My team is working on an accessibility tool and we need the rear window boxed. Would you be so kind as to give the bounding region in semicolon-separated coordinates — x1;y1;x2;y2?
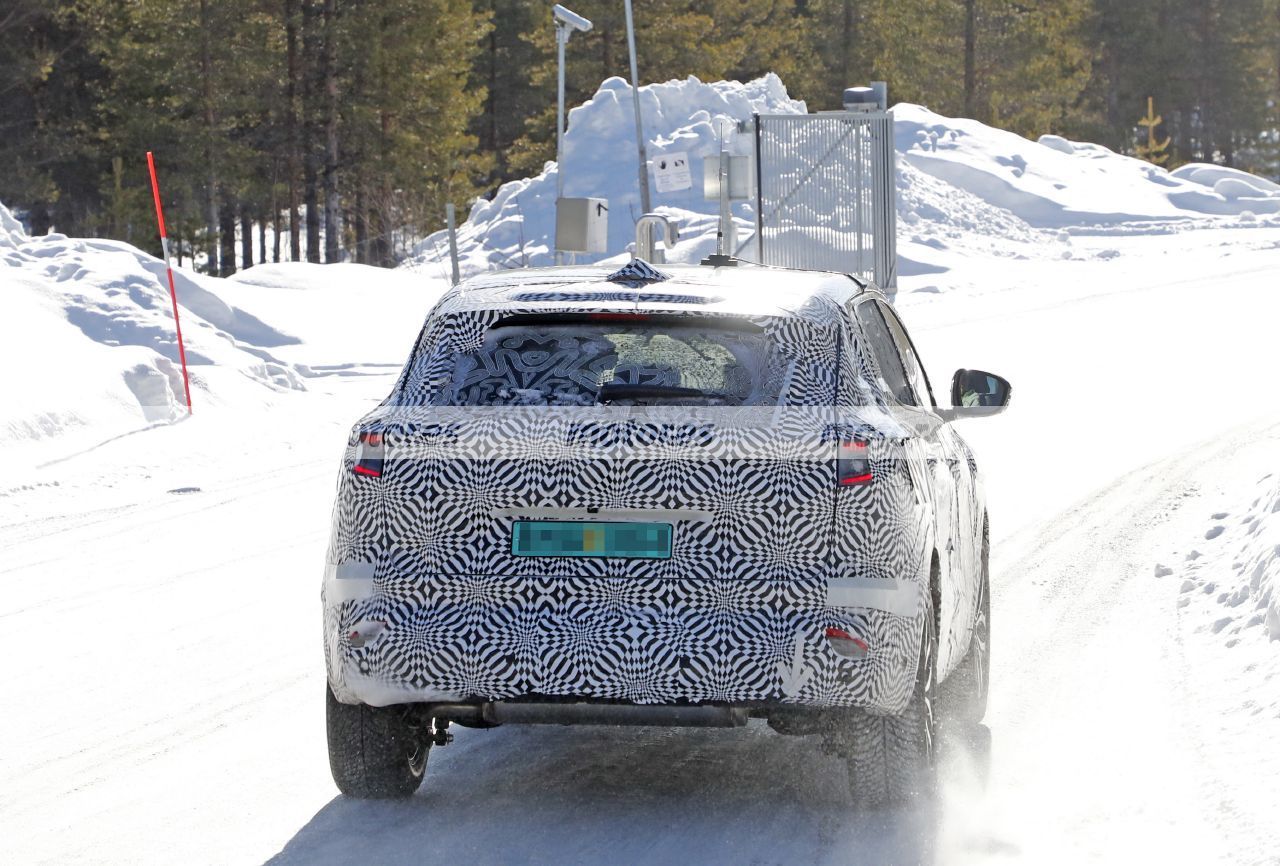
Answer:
441;317;786;407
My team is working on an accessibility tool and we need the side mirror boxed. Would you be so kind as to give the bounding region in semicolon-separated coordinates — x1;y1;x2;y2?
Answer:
940;369;1011;420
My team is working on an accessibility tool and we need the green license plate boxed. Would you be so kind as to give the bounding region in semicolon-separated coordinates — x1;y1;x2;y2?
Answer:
511;521;673;559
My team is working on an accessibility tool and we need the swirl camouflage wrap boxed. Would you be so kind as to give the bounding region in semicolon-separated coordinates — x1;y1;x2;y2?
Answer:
323;263;986;717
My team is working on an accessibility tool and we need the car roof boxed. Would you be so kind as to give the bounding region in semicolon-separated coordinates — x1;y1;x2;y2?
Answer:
431;262;878;325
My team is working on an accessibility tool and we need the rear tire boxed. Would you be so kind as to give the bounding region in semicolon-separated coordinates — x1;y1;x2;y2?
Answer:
943;521;991;724
326;685;428;799
846;586;938;809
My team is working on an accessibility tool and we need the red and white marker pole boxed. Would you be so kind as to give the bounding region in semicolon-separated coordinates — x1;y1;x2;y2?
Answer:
145;151;194;415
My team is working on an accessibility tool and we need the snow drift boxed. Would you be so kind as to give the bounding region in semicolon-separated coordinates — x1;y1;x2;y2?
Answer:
896;106;1280;225
0;201;309;460
1166;471;1280;648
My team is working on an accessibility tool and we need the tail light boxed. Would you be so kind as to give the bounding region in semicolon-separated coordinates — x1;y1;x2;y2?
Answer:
826;627;869;659
352;431;385;478
837;439;872;486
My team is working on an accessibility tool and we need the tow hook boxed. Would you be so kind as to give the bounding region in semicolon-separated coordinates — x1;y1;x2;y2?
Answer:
430;718;453;747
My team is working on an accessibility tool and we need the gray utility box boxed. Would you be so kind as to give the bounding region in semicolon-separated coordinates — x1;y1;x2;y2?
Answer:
702;155;753;200
556;197;609;253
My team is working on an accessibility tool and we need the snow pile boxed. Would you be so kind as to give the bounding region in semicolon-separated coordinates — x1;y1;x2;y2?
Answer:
1165;473;1280;648
224;263;444;368
408;77;1280;278
1;200;27;249
0;224;308;459
408;75;805;276
897;105;1280;225
1171;163;1280;199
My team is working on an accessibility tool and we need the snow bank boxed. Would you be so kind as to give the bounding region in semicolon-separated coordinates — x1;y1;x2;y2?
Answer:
1165;473;1280;646
1;201;27;249
1171;163;1280;197
408;75;804;276
897;105;1280;225
224;263;445;368
1149;466;1280;767
408;77;1280;278
0;224;310;458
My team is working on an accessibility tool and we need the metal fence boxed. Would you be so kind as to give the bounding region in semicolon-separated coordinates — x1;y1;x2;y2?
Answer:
751;111;896;290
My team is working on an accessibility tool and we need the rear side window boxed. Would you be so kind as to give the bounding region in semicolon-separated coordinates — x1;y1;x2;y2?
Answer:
442;318;785;407
855;302;917;406
878;302;936;408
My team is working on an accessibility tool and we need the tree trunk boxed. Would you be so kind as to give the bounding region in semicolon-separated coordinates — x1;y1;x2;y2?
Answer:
304;164;321;261
31;203;51;236
373;104;393;267
354;183;368;265
323;0;340;263
240;204;252;267
963;0;977;119
302;0;321;262
485;21;497;155
241;208;253;269
200;0;220;275
286;0;302;262
371;193;389;268
220;196;237;276
839;0;857;89
259;211;267;264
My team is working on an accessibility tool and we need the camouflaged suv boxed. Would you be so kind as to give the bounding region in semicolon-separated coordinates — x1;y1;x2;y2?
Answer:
322;259;1010;805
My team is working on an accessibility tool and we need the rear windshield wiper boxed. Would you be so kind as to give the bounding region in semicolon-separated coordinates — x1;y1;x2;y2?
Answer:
596;382;731;403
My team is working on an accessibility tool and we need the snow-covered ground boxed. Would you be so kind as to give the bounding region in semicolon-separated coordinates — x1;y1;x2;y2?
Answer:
2;77;1279;864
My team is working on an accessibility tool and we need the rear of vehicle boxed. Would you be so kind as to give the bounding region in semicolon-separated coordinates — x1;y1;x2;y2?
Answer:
322;271;933;803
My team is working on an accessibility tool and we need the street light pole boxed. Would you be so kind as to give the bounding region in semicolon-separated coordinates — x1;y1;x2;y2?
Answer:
555;24;567;265
552;5;591;266
623;0;652;215
556;23;568;203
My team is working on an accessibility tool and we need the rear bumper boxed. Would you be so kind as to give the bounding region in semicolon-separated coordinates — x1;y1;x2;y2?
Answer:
323;567;922;714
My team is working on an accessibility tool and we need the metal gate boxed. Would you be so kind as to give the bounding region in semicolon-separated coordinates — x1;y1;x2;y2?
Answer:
751;111;896;290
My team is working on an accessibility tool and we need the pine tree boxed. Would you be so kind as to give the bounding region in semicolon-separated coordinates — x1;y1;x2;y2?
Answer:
340;0;490;266
0;1;115;237
77;0;278;272
471;0;542;187
1135;96;1171;165
980;0;1096;136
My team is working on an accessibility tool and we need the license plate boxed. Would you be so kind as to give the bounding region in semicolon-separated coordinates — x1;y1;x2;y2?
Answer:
511;520;673;559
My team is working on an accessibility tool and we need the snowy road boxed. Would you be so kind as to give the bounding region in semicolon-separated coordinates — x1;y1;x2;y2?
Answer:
3;230;1279;864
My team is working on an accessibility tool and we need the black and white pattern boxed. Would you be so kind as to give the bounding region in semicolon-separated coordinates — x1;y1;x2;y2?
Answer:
605;258;671;288
323;264;987;714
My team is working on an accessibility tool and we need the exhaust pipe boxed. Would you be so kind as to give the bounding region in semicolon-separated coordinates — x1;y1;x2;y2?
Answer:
481;701;748;728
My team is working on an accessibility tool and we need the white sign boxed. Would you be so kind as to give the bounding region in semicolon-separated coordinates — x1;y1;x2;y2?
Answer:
652;151;692;194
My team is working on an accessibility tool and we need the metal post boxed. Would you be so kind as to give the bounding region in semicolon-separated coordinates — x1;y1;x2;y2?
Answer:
556;27;567;200
555;24;568;265
445;202;460;286
717;148;731;256
623;0;652;215
145;152;194;415
753;115;764;261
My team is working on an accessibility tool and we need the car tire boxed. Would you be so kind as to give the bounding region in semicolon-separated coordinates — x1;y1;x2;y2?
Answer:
326;685;428;799
943;520;991;725
846;586;938;809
